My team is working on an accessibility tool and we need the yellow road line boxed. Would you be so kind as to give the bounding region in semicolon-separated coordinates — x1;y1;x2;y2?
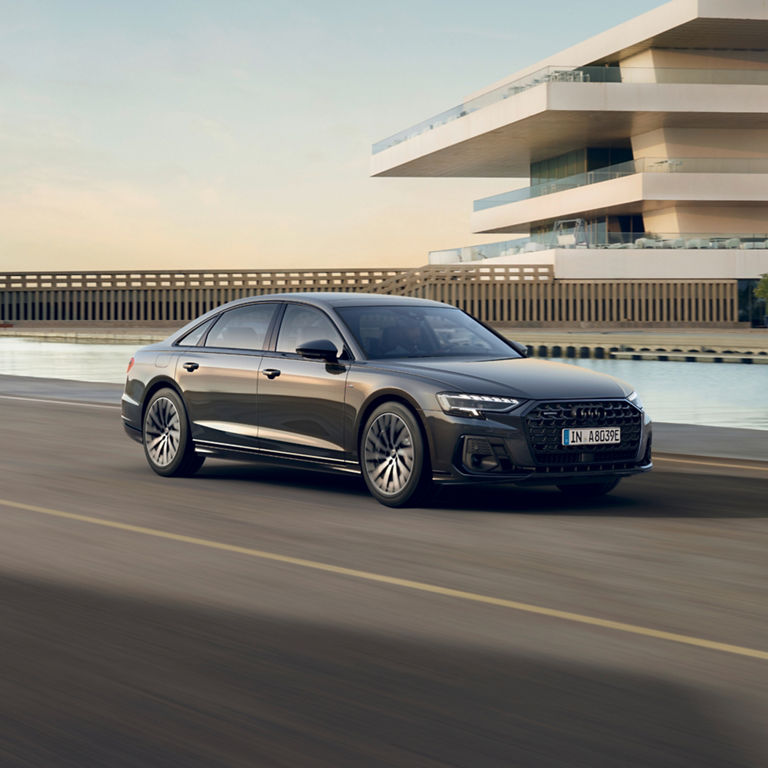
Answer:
1;496;767;662
654;455;768;472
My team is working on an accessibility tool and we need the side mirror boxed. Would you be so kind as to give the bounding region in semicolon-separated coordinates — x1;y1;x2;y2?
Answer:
296;338;339;362
509;340;529;358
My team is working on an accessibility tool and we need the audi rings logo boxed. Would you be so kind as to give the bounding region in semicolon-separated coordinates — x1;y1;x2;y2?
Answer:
572;406;604;420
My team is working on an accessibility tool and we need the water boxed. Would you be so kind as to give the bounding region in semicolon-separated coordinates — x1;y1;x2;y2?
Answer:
0;338;766;430
549;357;768;431
0;338;139;385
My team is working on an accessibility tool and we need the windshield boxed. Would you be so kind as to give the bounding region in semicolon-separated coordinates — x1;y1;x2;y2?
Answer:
335;305;518;360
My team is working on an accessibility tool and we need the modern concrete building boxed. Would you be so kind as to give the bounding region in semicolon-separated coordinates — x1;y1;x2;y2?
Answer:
371;0;768;324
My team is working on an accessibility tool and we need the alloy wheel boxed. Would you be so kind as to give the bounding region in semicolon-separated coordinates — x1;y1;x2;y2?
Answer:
144;396;181;467
363;412;415;496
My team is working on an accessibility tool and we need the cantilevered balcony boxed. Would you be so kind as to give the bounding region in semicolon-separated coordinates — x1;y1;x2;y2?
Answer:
428;232;768;281
470;160;768;234
431;231;768;262
473;158;768;210
370;67;768;178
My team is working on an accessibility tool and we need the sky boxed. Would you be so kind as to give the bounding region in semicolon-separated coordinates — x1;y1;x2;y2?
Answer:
0;0;661;272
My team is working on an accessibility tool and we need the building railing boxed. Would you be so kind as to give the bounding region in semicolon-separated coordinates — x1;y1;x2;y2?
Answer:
474;157;768;211
600;233;768;250
430;232;768;263
546;232;768;251
0;266;739;327
430;239;540;263
372;65;768;154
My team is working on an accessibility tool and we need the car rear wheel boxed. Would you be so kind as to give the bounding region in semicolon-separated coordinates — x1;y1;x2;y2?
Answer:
143;388;204;477
556;479;619;499
361;402;431;507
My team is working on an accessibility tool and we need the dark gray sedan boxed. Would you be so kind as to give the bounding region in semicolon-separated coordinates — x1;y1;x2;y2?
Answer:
122;293;652;506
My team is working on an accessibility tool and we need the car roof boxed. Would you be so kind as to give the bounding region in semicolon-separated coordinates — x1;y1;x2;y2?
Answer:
222;292;448;309
164;292;452;345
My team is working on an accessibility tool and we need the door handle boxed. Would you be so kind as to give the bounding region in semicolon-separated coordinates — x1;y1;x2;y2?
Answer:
262;368;281;380
182;361;200;372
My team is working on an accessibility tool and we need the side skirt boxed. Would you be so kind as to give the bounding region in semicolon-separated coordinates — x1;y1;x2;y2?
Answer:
193;439;362;476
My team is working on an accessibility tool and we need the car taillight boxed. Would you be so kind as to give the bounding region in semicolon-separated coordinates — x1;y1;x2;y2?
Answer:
126;357;135;374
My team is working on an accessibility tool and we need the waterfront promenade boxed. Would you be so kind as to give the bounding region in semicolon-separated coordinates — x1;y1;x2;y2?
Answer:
505;327;768;363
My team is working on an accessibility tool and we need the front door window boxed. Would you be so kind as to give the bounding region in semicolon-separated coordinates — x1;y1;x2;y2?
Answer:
275;304;344;356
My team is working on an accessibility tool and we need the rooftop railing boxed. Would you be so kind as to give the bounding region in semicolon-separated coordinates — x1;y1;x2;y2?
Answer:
429;232;768;263
473;157;768;211
373;66;768;154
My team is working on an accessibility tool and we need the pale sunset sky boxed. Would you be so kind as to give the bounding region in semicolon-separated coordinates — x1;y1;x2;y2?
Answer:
1;0;659;272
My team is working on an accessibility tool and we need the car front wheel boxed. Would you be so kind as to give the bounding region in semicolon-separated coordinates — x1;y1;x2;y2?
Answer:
142;388;204;477
361;402;431;507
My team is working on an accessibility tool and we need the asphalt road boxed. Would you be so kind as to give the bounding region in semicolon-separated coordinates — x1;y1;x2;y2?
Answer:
0;393;766;767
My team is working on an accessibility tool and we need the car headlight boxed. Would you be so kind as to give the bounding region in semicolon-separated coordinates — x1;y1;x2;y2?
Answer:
628;391;643;410
436;392;525;418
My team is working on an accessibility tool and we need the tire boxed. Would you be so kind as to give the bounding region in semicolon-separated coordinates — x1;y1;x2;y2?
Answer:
556;479;620;500
142;388;205;477
360;402;432;507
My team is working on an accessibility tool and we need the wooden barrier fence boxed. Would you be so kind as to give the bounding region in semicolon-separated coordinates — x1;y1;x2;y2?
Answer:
0;266;739;326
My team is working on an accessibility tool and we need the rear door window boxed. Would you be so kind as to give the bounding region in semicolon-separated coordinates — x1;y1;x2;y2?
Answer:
177;317;216;347
205;303;278;351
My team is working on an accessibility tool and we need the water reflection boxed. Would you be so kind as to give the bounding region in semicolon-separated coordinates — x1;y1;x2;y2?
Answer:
0;338;766;430
0;338;139;385
551;357;768;431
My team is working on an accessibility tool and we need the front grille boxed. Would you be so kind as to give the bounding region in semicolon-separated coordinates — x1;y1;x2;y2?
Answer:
524;399;642;468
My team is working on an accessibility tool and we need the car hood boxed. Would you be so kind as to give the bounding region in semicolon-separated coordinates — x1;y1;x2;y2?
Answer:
373;357;631;400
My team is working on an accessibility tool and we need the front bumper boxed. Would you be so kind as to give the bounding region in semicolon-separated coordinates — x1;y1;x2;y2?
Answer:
424;398;652;486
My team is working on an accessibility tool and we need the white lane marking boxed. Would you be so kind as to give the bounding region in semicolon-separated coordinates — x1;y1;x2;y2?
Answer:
0;394;119;409
654;455;768;472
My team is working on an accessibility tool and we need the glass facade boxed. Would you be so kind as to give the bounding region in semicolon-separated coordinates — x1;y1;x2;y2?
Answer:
530;147;633;186
738;279;767;327
530;150;586;185
530;214;644;246
526;151;639;244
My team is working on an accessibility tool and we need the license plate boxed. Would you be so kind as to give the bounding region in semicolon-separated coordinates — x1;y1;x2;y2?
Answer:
562;427;620;446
